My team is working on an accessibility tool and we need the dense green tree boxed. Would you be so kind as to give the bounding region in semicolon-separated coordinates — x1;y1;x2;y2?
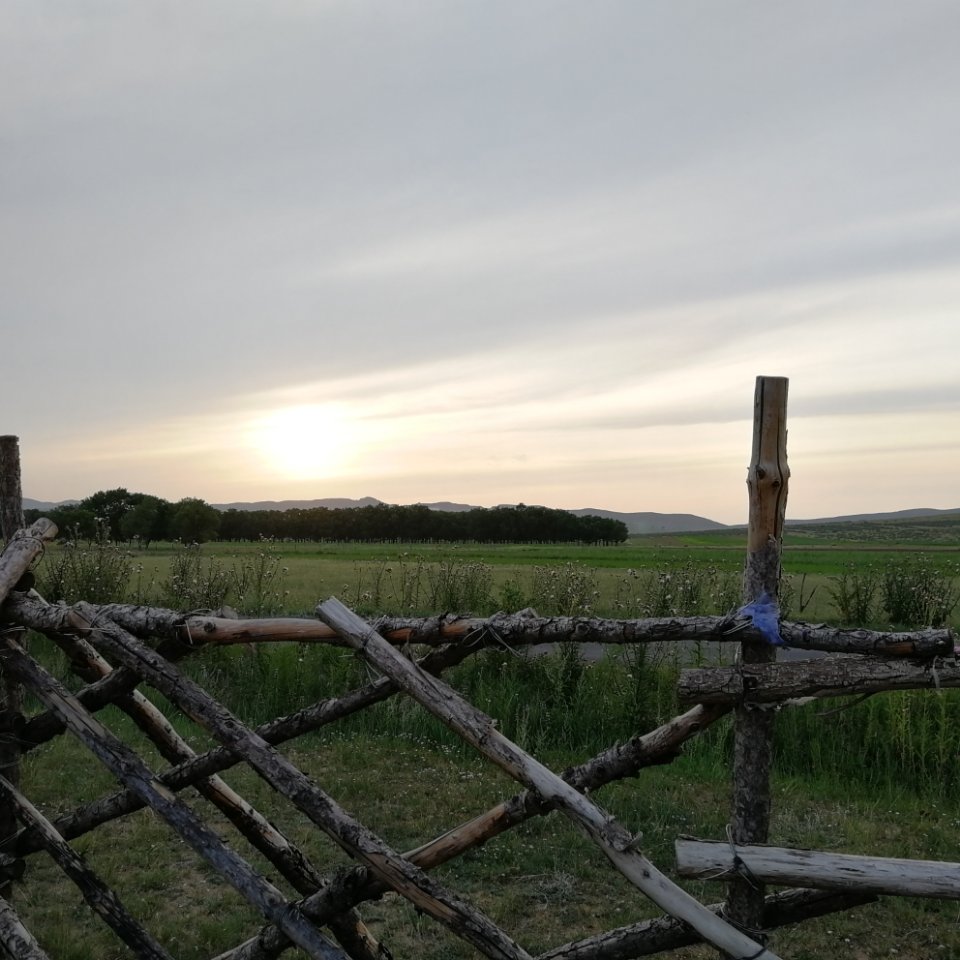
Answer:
120;495;170;547
169;498;221;543
47;504;97;541
78;488;136;540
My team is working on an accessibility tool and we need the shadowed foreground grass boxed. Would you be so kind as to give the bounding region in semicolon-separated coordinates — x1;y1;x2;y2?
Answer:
17;724;960;960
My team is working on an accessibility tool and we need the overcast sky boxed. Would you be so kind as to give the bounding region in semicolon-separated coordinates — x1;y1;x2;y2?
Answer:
4;1;959;524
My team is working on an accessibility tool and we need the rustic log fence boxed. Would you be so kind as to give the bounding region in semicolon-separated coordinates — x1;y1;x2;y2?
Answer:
0;380;957;959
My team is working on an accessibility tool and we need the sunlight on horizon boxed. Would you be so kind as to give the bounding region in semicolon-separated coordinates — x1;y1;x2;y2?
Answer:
246;404;358;481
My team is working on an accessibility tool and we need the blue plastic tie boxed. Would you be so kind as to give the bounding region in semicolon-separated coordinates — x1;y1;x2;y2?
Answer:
736;592;784;646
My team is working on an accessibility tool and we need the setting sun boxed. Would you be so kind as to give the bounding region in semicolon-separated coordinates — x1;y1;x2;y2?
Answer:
248;404;354;480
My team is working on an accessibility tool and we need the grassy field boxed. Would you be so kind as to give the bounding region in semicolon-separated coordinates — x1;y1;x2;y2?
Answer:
13;517;960;958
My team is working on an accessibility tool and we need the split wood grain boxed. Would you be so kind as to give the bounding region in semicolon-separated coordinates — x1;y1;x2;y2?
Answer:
677;837;960;899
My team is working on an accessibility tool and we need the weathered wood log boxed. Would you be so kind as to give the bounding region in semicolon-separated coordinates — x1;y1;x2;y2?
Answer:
318;598;780;960
730;375;789;930
679;655;960;705
71;605;533;960
0;894;51;960
5;594;953;658
32;624;382;960
0;774;173;959
536;887;876;960
14;640;477;856
0;438;24;544
0;520;57;613
0;637;348;960
195;703;732;960
677;837;960;899
0;519;58;899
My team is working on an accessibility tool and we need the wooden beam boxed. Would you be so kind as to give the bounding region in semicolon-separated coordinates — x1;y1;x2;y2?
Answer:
6;595;953;659
0;637;348;960
0;774;172;959
71;605;533;960
318;597;780;960
729;375;789;929
0;438;24;544
536;887;875;960
678;655;960;705
677;837;960;899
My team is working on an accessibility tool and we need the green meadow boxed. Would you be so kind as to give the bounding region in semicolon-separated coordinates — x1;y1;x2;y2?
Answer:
13;514;960;958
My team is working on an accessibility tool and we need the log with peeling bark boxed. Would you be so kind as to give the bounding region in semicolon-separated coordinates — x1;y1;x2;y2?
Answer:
34;623;382;960
318;598;780;960
0;438;25;544
0;518;58;898
729;375;789;929
19;593;960;658
678;655;960;705
13;640;477;857
0;637;348;960
4;595;954;663
70;605;533;960
676;837;960;899
0;519;56;607
0;895;51;960
186;702;732;960
536;887;875;960
0;774;173;959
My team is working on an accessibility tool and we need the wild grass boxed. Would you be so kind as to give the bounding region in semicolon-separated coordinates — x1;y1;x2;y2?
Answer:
16;527;960;956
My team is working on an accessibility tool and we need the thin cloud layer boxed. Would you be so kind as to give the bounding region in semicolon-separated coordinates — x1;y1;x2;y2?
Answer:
3;1;959;522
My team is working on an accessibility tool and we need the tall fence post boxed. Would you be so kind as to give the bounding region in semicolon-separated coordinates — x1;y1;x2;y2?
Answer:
0;435;26;899
727;376;790;932
0;438;24;543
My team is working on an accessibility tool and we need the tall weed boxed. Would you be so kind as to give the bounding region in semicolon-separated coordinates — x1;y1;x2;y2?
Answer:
880;556;959;627
36;527;132;604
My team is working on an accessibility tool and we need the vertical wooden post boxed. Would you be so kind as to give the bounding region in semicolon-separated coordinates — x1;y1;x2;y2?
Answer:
0;438;24;543
0;437;25;899
727;377;789;933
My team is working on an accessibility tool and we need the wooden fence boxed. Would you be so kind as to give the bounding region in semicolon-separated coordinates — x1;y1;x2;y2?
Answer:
0;379;957;959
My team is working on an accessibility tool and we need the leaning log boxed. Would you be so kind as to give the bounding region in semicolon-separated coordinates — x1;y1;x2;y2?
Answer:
0;895;51;960
71;605;533;960
678;655;960;705
190;703;731;960
0;636;348;960
0;520;57;613
0;774;173;959
318;597;780;960
536;887;875;960
33;621;381;960
677;837;960;899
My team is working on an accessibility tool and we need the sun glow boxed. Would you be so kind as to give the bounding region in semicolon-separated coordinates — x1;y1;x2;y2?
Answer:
249;404;355;480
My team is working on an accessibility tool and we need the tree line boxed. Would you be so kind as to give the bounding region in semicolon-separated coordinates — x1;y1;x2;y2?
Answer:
26;489;629;545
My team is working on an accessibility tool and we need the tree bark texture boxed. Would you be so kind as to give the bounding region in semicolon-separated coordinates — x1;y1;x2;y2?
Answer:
28;622;381;960
730;375;789;931
318;598;780;960
535;887;875;960
69;605;533;960
0;439;24;545
678;655;960;705
677;837;960;899
0;894;51;960
0;774;173;959
6;596;952;659
0;636;348;960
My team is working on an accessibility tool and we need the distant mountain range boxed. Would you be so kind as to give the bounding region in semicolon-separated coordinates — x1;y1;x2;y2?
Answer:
22;496;960;536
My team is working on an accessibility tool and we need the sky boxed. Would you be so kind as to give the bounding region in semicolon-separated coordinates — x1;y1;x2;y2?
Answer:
3;1;959;525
